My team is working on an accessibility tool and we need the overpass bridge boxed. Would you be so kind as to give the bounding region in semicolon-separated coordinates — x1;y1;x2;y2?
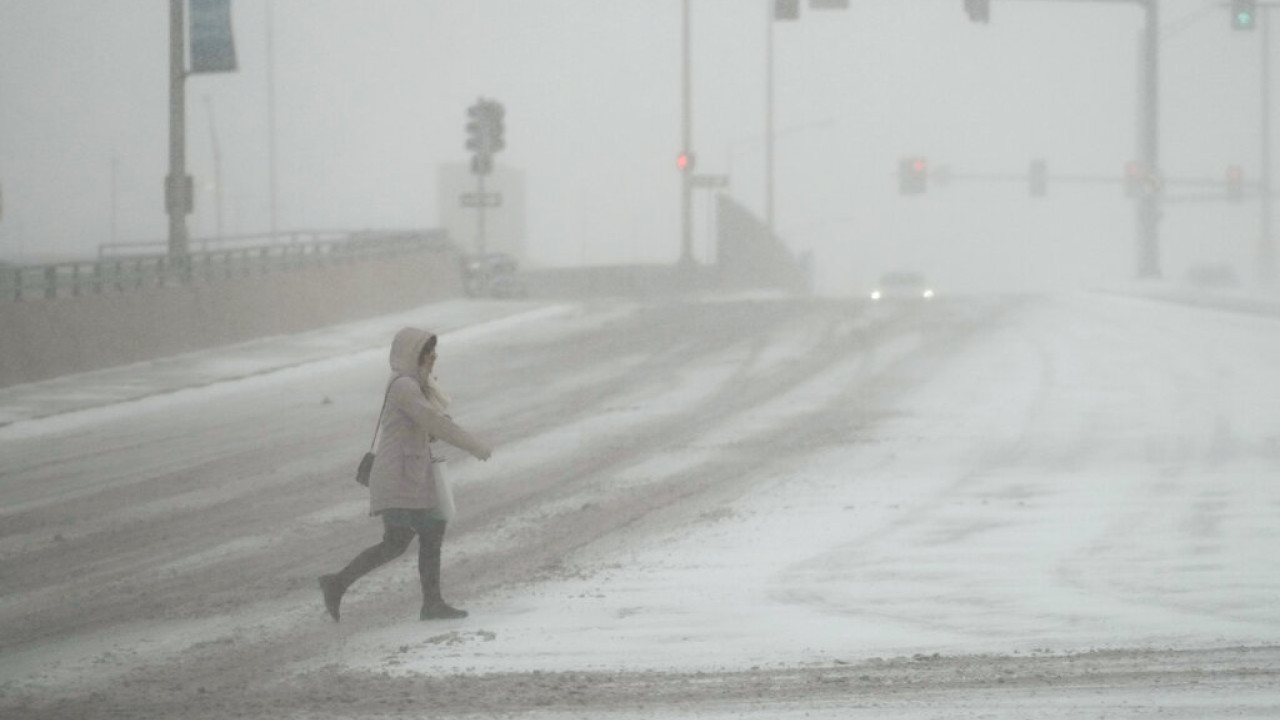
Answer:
0;197;807;388
0;230;460;388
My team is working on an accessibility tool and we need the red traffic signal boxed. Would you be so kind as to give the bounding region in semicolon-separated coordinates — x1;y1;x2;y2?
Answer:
1226;166;1244;200
1123;161;1144;197
899;156;928;195
677;152;695;173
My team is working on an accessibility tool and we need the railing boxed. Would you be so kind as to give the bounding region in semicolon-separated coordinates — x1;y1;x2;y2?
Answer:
0;230;451;302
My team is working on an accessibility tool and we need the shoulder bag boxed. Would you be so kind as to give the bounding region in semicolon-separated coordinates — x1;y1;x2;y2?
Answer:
355;382;395;487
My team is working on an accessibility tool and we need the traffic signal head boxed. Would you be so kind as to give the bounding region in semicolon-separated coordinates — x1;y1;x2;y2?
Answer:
1232;0;1257;30
1124;161;1144;197
1029;159;1047;198
1226;166;1244;200
964;0;990;23
899;157;927;195
677;152;695;173
485;101;506;154
465;98;506;155
466;101;489;153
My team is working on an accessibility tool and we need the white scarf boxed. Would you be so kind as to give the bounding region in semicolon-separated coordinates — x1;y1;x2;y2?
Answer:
420;371;452;415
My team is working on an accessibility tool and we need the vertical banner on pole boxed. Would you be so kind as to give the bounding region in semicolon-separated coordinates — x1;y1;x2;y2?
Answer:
190;0;238;73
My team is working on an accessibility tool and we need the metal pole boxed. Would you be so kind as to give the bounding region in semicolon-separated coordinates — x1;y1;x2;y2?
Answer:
266;0;279;242
167;0;190;264
680;0;694;266
1259;7;1275;286
110;154;119;245
477;172;487;258
1136;0;1161;279
1011;0;1162;279
766;0;775;233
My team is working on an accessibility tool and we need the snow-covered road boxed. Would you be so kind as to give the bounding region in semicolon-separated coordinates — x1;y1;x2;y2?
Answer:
1;292;1278;718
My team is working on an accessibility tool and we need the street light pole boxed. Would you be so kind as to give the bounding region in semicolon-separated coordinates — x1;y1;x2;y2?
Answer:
1259;6;1275;285
680;0;694;266
167;0;190;266
765;0;775;233
266;0;279;242
110;154;119;245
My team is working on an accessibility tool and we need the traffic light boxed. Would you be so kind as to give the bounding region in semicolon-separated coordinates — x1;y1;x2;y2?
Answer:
899;157;927;195
774;0;799;21
466;102;486;154
964;0;990;23
486;101;506;154
466;99;505;154
1029;159;1047;198
465;98;506;176
1232;0;1257;30
677;152;695;173
1123;161;1144;198
1226;166;1244;200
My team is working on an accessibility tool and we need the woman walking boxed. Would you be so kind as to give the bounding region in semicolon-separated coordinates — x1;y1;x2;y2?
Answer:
320;327;492;621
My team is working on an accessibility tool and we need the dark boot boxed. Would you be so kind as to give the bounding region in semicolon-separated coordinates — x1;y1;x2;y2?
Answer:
320;525;415;622
418;522;467;620
318;574;343;622
420;601;468;620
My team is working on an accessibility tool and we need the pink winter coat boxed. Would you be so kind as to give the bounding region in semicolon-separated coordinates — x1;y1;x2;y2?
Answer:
367;327;491;515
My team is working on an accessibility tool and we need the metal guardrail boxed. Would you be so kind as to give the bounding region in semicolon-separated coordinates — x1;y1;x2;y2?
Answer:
96;230;372;258
0;230;451;302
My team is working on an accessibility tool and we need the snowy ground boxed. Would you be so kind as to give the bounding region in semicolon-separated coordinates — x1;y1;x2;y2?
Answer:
1;289;1279;718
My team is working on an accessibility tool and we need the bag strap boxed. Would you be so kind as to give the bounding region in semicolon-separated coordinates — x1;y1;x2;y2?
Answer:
367;378;400;452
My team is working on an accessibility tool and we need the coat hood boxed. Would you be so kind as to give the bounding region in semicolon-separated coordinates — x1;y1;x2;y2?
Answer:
389;327;435;377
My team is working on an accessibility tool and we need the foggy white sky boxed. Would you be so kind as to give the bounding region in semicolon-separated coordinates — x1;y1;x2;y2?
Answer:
0;0;1270;294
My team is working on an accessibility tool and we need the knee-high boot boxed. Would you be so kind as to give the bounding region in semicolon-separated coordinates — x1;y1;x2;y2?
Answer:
418;522;467;620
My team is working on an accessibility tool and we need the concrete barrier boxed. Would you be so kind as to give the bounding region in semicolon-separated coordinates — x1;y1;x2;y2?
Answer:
518;264;718;299
0;249;462;388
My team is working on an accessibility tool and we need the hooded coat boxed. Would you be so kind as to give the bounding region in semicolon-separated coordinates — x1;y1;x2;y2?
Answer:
368;327;491;516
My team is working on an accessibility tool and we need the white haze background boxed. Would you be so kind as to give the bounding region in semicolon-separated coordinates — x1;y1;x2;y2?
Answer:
0;0;1270;294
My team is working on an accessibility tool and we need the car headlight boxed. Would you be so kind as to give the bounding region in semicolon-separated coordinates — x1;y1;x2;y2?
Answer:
871;290;882;301
922;289;934;299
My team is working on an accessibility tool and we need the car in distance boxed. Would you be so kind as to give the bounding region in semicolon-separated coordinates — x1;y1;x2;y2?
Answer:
870;271;934;302
461;252;524;298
